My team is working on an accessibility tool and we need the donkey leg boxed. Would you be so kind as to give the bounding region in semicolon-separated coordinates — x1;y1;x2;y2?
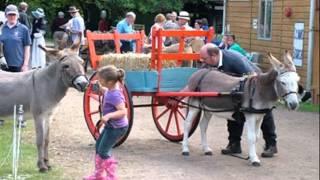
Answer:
182;106;200;156
200;111;213;155
34;115;49;172
44;116;51;170
245;114;260;166
255;115;264;140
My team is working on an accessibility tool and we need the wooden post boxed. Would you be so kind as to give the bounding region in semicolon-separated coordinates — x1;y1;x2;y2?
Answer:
114;30;121;53
86;30;98;69
151;27;157;69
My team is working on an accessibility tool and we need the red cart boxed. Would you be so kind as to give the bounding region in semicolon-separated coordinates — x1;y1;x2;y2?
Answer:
83;27;216;147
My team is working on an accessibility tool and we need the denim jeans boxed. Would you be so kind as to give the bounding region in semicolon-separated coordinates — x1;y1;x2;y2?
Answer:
96;124;128;159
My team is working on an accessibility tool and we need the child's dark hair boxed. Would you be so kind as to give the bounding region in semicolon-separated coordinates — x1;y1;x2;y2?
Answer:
97;65;125;83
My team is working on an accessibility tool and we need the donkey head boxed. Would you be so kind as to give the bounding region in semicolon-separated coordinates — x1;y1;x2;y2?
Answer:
38;39;89;92
267;51;300;110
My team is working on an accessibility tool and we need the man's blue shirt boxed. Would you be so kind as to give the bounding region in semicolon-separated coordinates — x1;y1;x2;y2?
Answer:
0;22;31;67
116;19;133;34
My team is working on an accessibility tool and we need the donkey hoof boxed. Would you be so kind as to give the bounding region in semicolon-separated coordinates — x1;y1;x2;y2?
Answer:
204;151;213;156
251;162;261;167
182;152;190;156
39;167;49;173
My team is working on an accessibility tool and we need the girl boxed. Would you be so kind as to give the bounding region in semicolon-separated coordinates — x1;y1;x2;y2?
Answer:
84;65;128;180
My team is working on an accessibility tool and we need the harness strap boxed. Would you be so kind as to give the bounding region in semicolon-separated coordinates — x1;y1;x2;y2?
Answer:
248;76;257;108
170;97;275;114
244;76;276;113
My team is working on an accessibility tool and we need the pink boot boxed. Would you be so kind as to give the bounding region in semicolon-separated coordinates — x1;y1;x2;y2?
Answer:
83;154;106;180
103;157;118;180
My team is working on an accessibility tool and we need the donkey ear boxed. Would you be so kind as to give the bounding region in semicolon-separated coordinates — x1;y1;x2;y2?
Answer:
283;50;296;72
267;52;284;71
38;45;60;56
70;32;82;52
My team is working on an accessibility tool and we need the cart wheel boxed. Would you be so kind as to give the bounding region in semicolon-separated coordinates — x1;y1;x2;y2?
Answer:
83;72;134;147
151;96;201;142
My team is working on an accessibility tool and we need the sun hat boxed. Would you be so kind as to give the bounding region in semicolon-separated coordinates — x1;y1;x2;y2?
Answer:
5;4;19;16
68;6;79;13
178;11;190;21
32;8;45;19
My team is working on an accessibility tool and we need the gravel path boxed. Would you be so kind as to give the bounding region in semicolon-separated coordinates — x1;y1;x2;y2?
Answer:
49;89;319;180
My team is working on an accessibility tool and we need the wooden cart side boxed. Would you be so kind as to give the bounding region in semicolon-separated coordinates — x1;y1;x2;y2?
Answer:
151;27;215;93
86;30;145;70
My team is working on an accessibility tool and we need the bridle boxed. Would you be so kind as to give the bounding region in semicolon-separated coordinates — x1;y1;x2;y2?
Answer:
276;71;298;99
59;55;88;90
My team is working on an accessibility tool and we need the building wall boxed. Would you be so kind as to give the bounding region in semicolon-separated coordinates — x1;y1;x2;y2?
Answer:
312;2;319;104
226;0;311;88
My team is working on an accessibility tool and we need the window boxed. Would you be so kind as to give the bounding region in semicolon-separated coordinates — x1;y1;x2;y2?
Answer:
258;0;273;39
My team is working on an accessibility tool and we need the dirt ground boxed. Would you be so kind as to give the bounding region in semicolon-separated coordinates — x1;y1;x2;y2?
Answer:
48;89;319;180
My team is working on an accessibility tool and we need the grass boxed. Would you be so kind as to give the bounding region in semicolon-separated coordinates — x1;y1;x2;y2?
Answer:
0;119;63;180
298;102;320;112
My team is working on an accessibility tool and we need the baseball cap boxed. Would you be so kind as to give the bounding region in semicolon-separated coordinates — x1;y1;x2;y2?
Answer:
5;4;19;15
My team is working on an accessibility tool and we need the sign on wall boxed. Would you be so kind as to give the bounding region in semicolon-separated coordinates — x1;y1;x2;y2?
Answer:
293;22;304;66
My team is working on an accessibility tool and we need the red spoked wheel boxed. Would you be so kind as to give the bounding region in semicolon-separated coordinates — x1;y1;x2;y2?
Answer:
151;96;201;142
83;72;134;147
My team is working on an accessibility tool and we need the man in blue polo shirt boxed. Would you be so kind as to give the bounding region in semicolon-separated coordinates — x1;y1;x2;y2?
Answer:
0;4;31;72
116;12;136;53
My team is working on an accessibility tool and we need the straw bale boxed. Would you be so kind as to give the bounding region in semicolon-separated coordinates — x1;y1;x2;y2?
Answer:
99;53;176;70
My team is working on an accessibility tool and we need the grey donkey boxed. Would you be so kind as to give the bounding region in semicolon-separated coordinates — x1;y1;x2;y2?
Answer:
182;51;300;166
0;41;89;172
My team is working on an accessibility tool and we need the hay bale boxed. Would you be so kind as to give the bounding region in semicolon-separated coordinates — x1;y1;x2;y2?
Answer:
99;53;176;70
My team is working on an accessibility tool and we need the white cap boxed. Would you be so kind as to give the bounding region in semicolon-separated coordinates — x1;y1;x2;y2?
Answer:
126;12;136;19
5;4;19;16
178;11;190;21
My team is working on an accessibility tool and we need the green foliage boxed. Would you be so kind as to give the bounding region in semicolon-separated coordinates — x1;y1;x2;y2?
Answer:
298;102;320;112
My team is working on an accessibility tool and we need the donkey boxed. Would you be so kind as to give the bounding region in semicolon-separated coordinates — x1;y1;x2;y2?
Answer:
182;51;300;166
0;41;89;172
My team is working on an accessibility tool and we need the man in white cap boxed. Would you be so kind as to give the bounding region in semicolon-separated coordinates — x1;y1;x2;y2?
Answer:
177;11;192;30
163;11;192;46
116;12;136;52
0;4;31;72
